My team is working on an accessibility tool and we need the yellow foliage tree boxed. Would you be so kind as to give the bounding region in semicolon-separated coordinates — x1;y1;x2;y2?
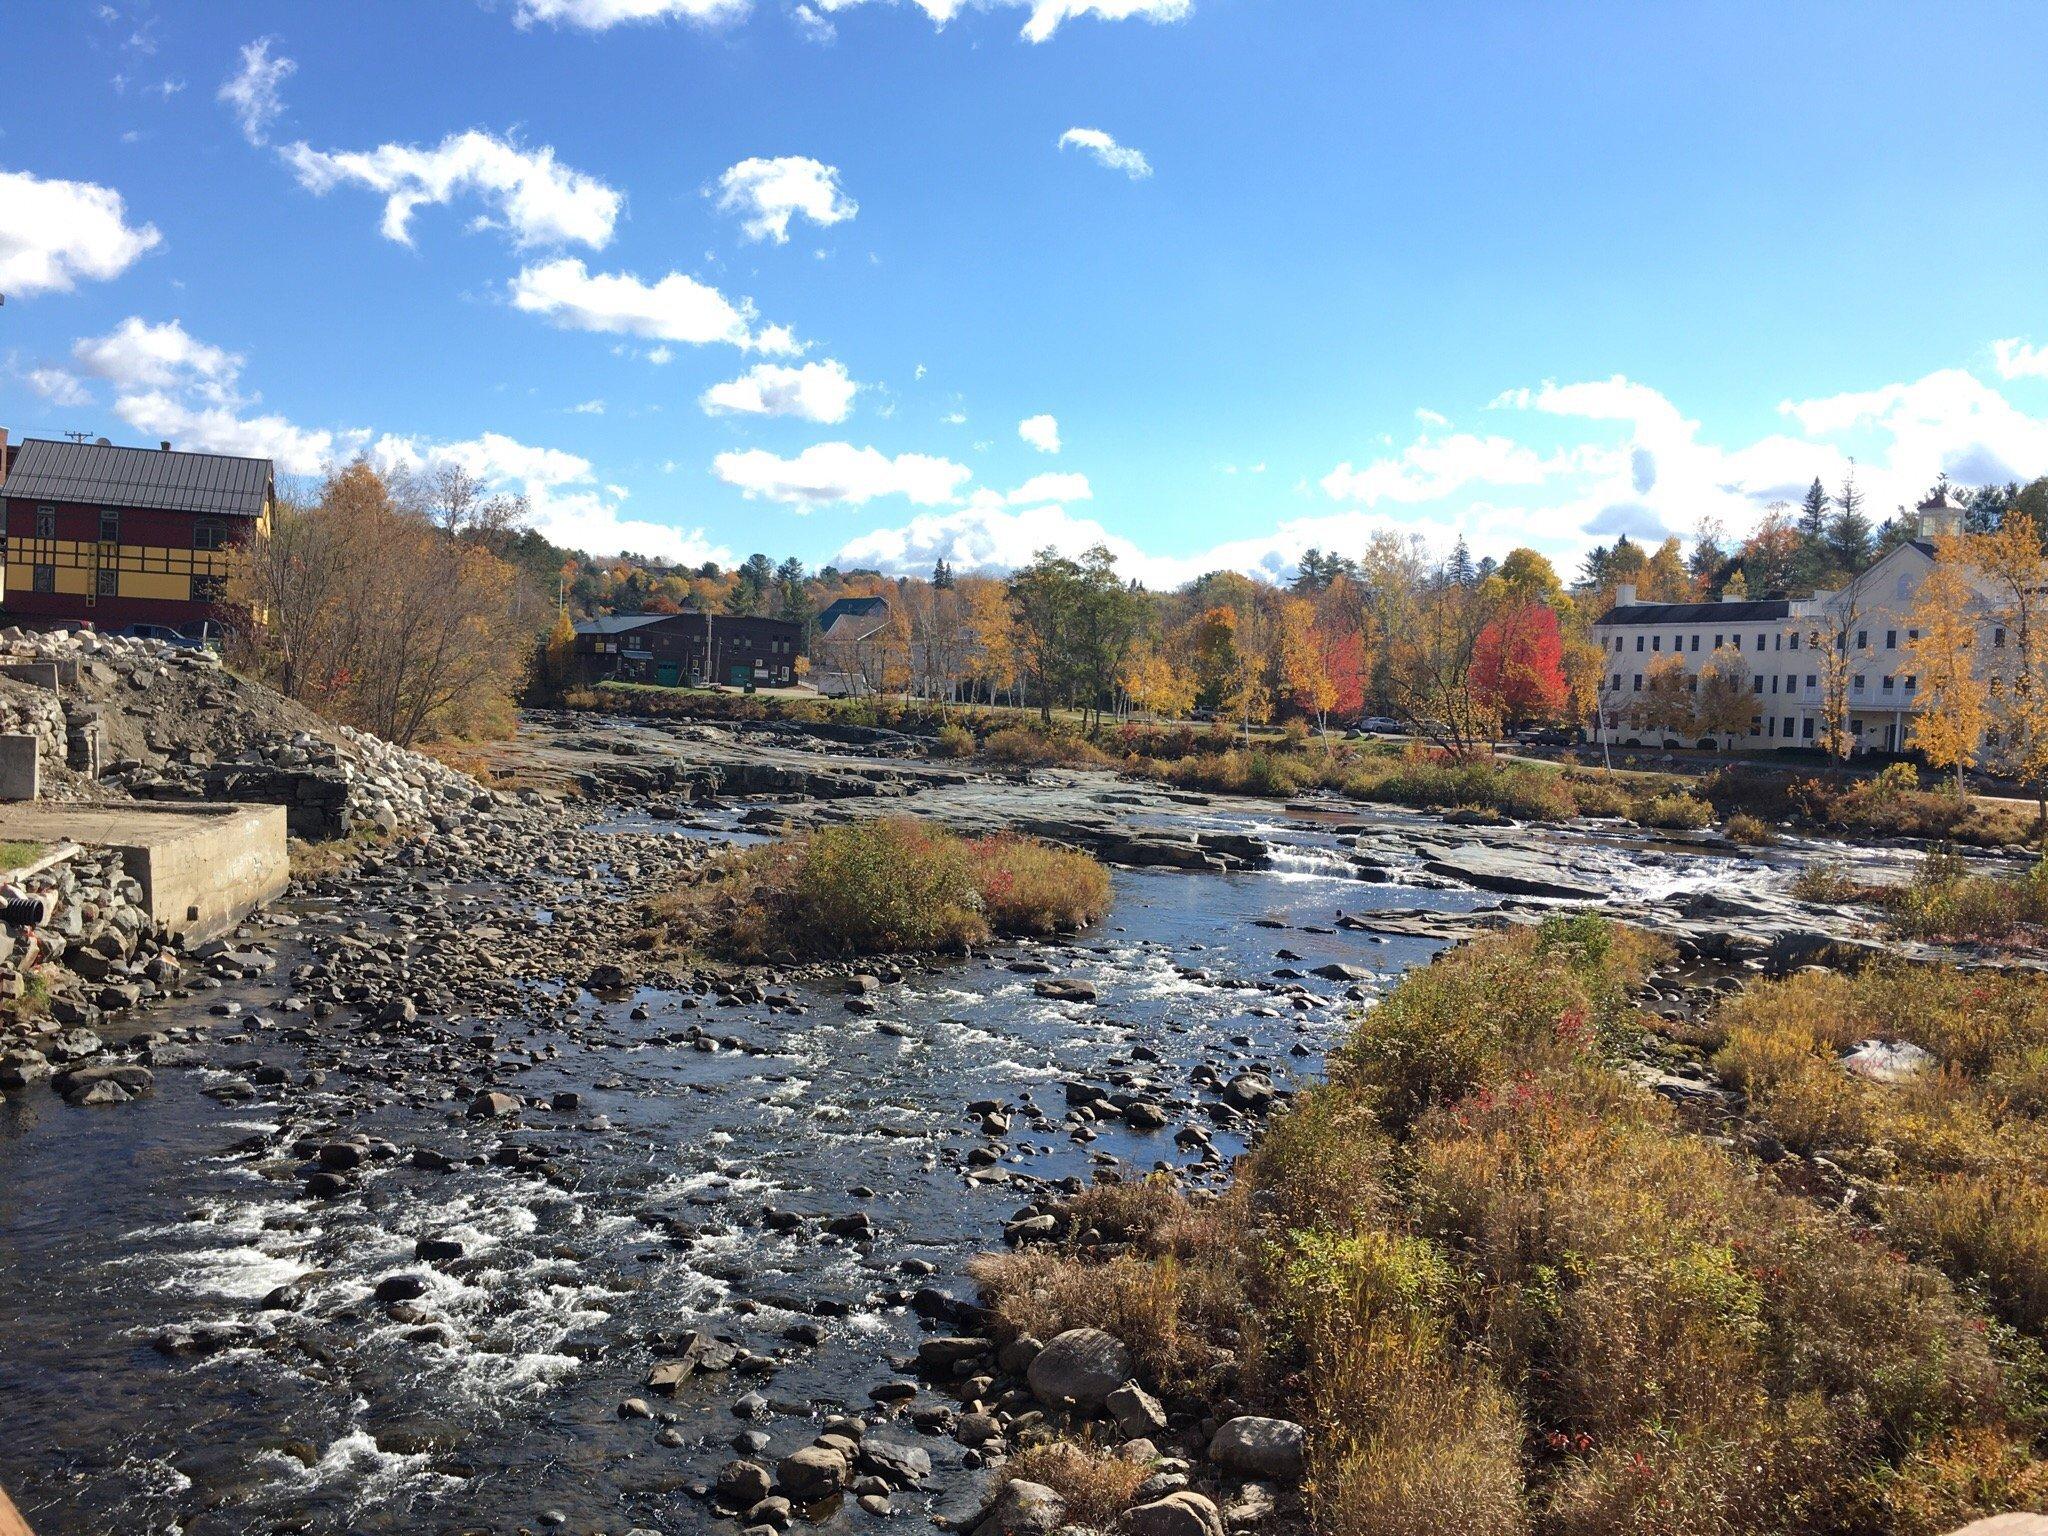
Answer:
1122;646;1196;720
1905;533;1988;791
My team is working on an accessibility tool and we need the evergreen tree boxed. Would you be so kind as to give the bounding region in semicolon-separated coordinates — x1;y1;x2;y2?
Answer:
1826;503;1873;573
932;558;954;590
1798;477;1830;541
1445;537;1476;587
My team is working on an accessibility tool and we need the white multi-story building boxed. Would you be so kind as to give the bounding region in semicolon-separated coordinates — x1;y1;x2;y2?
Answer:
1592;489;1989;755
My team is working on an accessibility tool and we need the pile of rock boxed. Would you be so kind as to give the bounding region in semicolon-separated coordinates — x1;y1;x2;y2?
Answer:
0;845;178;1105
918;1322;1307;1536
0;626;492;836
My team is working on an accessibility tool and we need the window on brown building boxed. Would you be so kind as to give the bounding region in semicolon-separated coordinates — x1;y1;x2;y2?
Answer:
99;509;120;543
194;520;228;552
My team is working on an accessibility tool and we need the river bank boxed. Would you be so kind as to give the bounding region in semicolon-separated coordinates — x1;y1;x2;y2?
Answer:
0;710;2020;1536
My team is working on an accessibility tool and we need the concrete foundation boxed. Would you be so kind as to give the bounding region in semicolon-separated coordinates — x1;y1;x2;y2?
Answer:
0;802;287;941
0;736;38;801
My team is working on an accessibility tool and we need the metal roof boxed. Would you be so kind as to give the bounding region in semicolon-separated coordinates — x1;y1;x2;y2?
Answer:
818;595;887;623
1596;599;1792;626
2;437;273;518
574;613;675;636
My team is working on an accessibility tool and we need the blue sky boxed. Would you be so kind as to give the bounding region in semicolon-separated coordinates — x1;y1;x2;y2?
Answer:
4;0;2046;584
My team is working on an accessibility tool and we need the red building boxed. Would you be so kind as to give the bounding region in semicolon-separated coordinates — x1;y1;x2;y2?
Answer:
0;434;273;633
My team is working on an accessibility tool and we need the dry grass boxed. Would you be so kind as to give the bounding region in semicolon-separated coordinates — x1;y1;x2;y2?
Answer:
994;1440;1150;1525
1711;962;2048;1337
973;921;2048;1535
970;1182;1252;1393
656;816;1111;962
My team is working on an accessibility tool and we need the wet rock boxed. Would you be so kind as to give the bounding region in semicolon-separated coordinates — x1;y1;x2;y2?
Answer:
718;1459;774;1508
1032;978;1098;1003
857;1436;931;1488
775;1444;847;1503
373;1273;430;1304
467;1089;520;1119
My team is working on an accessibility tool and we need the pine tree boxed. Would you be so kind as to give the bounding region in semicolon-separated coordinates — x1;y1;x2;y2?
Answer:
1826;504;1874;573
1798;477;1830;542
1446;538;1476;587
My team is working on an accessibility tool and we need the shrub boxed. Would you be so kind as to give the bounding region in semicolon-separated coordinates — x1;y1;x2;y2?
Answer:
971;922;2046;1533
971;834;1113;936
1634;791;1714;831
660;817;1110;960
983;725;1110;768
994;1441;1148;1527
933;722;976;758
1790;860;1869;904
1724;811;1775;845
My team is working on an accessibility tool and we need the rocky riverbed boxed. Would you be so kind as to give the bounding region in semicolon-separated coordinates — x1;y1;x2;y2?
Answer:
0;711;2009;1536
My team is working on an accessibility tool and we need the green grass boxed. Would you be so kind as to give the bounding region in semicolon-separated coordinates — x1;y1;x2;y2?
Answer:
0;840;45;874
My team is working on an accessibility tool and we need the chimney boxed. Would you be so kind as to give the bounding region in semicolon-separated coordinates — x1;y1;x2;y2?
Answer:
1614;582;1637;607
159;440;172;451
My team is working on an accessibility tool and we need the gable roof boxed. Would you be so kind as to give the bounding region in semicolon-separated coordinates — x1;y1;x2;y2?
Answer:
1597;599;1792;626
3;437;273;518
818;595;888;628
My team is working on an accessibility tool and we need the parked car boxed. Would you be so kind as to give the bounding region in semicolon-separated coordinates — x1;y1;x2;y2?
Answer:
1354;715;1406;734
116;622;205;649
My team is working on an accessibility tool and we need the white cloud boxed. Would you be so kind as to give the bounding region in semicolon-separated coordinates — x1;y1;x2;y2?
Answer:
1321;432;1582;505
1058;127;1151;179
1992;338;2048;382
1018;413;1061;454
513;0;749;26
281;130;622;249
73;317;242;400
811;0;1189;43
218;37;294;145
1009;471;1091;503
836;499;1142;575
714;156;857;244
713;442;970;508
24;367;93;408
1780;368;2048;496
0;169;162;297
509;257;799;354
1415;407;1450;427
568;398;606;414
524;486;732;565
112;392;354;477
369;429;593;489
700;359;858;423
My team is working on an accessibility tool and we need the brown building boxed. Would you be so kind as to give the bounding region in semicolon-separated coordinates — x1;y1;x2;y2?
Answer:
0;433;272;634
572;611;802;689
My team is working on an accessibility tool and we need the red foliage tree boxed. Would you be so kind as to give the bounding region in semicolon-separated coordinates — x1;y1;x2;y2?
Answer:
1470;602;1569;721
1322;627;1367;719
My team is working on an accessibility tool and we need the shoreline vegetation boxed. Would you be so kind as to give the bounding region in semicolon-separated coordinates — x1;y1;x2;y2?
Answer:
645;817;1111;962
967;918;2048;1536
564;683;2041;849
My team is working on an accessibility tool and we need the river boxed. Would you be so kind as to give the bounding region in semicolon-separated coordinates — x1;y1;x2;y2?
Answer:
0;792;1865;1536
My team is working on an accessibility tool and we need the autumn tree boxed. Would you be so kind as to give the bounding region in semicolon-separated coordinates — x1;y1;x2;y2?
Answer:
1272;595;1338;727
1694;653;1755;739
1122;645;1196;720
1807;598;1865;760
1469;600;1569;724
1971;509;2048;822
1905;533;1988;790
228;459;536;745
